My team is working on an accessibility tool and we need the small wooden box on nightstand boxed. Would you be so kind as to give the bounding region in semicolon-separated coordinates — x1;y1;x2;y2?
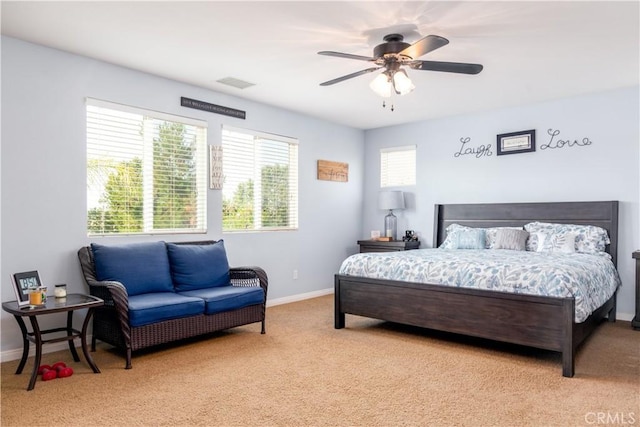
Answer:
357;240;420;253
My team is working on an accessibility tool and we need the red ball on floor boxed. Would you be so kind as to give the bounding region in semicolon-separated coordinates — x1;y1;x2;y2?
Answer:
56;366;73;378
51;361;66;370
37;364;52;375
41;368;57;381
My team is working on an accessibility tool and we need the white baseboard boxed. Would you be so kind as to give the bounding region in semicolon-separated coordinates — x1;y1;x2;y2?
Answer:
266;287;334;307
617;312;633;322
0;288;335;363
1;340;86;363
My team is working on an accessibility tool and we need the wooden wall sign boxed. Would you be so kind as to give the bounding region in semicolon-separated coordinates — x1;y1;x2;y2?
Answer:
317;160;348;182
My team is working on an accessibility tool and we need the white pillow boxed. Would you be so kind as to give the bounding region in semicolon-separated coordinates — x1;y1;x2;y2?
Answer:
536;232;577;253
524;222;609;253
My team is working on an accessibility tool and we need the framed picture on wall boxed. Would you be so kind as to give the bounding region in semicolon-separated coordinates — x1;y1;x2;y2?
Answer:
496;129;536;156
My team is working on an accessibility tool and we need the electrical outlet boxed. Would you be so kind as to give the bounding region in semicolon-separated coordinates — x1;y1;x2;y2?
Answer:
293;269;298;280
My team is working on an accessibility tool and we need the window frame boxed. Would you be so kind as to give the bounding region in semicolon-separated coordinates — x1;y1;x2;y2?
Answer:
221;125;299;233
380;145;417;188
86;98;208;236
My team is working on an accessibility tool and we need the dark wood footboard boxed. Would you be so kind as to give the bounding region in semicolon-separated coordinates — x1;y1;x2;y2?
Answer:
335;274;616;377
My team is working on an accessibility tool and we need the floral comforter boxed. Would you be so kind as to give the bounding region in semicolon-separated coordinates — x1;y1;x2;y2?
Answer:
338;249;621;322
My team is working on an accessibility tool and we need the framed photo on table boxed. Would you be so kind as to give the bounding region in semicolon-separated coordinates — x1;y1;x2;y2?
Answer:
497;129;536;156
11;271;42;306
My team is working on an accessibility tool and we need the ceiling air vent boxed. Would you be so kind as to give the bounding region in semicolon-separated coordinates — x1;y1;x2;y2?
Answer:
216;77;255;89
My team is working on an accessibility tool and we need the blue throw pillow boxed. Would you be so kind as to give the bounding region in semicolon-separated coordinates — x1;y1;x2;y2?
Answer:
452;229;486;249
91;241;174;296
166;241;231;292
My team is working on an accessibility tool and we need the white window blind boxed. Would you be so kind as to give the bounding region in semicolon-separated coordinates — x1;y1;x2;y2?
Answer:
222;126;298;232
380;145;416;187
86;98;207;235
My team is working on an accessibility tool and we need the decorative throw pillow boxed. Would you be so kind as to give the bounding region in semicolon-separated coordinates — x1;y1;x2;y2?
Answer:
91;241;174;296
166;240;231;292
440;224;523;250
485;227;525;249
493;229;529;251
450;228;486;249
524;222;609;253
536;232;577;253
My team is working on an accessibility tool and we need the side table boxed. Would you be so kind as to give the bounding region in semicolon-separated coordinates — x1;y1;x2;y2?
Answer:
2;293;104;390
633;251;640;330
357;239;420;253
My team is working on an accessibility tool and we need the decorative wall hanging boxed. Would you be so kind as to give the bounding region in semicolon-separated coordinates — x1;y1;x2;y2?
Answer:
454;137;492;158
541;129;593;150
209;145;223;190
181;97;246;120
496;129;536;156
317;160;348;182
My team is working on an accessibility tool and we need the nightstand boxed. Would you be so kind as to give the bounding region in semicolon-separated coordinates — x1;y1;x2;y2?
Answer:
357;240;420;253
632;251;640;330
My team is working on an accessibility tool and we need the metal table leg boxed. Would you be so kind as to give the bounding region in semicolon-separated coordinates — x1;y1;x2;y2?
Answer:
81;308;100;373
27;316;43;391
66;311;80;362
13;315;29;375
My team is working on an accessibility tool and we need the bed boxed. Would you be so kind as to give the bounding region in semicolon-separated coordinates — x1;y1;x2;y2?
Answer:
334;201;619;377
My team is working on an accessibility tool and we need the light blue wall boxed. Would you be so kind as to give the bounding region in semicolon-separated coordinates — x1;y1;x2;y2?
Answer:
2;35;638;357
0;37;365;354
363;86;640;319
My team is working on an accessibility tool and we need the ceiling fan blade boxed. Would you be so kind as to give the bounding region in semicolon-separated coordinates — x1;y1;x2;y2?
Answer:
318;51;375;62
410;60;483;75
399;35;449;59
319;67;382;86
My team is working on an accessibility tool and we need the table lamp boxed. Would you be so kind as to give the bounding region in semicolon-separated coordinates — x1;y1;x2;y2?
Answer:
378;190;405;240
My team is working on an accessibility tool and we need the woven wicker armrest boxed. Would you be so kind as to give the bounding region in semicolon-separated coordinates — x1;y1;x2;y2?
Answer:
85;279;127;306
230;266;268;294
78;246;132;328
85;277;131;322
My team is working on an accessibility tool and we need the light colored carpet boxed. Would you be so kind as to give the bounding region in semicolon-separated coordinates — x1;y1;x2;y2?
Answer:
1;295;638;426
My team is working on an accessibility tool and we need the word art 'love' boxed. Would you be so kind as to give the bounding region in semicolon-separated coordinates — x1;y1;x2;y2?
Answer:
541;129;593;150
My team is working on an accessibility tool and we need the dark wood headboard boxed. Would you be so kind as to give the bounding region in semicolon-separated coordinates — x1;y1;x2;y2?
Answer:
433;201;619;267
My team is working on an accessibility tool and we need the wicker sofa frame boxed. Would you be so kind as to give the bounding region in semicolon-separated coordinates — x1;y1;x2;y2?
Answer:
78;241;268;369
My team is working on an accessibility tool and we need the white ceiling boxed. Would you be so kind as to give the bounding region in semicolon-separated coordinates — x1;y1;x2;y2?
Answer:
1;1;639;130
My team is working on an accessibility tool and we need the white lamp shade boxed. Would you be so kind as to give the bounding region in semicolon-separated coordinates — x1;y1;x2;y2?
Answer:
393;70;415;95
378;190;405;210
369;73;392;98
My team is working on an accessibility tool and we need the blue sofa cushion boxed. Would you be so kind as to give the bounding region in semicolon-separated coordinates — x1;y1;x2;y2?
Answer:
166;241;231;291
92;242;174;296
178;285;264;315
128;292;205;327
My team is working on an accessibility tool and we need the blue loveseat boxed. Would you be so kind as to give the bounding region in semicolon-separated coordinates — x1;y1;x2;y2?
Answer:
78;240;268;369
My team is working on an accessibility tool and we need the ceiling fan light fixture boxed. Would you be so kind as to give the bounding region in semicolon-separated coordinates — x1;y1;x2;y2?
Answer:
392;69;415;95
369;72;392;97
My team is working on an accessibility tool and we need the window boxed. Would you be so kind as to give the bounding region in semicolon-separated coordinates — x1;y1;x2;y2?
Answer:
222;126;298;232
86;98;207;235
380;145;416;187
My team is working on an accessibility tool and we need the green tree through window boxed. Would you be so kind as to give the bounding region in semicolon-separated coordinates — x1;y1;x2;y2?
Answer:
87;99;207;235
222;127;298;232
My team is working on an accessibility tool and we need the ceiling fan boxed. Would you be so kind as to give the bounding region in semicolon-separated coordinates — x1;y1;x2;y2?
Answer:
318;33;483;98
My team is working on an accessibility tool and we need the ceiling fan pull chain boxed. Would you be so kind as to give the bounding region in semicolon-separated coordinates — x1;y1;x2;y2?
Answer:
381;99;395;112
